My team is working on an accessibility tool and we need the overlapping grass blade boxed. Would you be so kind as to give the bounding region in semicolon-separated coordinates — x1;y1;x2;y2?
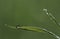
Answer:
5;24;60;39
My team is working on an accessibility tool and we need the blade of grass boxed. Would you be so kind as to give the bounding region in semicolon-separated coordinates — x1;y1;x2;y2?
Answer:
43;9;60;27
16;26;60;39
4;24;44;32
5;24;60;39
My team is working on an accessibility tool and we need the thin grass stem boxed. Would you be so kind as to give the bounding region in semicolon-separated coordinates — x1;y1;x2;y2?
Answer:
43;9;60;27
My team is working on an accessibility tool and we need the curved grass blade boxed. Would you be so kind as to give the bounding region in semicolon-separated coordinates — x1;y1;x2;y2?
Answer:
43;9;60;27
5;24;60;39
17;26;60;39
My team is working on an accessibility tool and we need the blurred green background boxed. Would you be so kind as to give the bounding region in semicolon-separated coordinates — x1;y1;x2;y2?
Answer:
0;0;60;39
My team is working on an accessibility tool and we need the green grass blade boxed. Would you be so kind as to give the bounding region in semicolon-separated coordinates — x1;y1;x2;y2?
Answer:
43;9;60;27
16;26;44;32
5;24;60;39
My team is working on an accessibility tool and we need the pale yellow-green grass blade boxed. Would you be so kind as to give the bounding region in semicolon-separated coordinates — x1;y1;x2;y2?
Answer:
4;24;60;39
4;24;44;32
17;26;44;32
